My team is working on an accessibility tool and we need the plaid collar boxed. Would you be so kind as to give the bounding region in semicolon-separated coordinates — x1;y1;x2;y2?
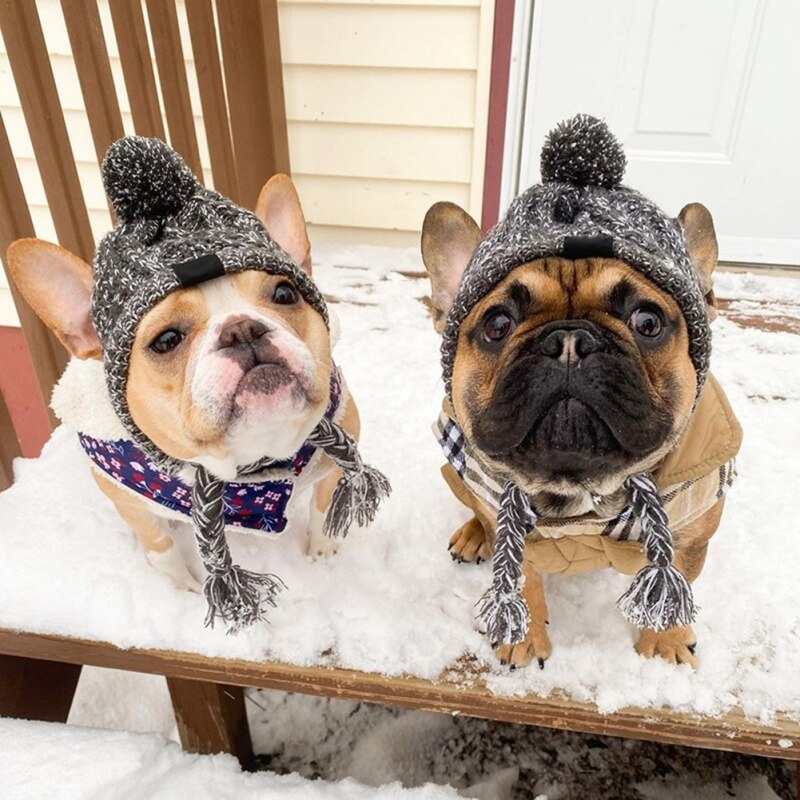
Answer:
434;408;735;542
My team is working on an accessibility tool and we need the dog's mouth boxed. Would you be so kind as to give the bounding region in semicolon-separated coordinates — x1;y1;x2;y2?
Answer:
524;396;617;454
471;353;674;482
500;395;623;481
231;359;309;409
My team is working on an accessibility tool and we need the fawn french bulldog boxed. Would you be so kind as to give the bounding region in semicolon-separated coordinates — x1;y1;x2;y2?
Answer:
8;137;389;630
423;116;741;668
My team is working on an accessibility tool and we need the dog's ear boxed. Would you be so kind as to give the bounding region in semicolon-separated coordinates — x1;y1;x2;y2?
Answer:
255;174;312;276
421;202;482;333
7;239;102;360
679;202;718;321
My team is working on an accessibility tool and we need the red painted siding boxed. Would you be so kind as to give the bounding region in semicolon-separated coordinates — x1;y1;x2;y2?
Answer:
0;327;52;457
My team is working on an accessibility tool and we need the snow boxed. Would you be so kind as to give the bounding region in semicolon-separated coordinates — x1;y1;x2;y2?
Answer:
0;717;459;800
1;245;799;725
66;680;790;800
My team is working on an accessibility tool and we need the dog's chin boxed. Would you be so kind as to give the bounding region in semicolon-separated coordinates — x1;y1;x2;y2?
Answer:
224;367;324;466
476;392;675;491
496;398;630;484
231;362;308;417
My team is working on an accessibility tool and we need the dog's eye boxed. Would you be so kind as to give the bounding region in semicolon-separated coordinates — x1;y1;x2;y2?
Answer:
273;281;298;305
628;308;663;338
482;310;515;343
149;329;184;354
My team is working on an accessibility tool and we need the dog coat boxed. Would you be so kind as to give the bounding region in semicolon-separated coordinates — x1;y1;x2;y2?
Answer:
436;373;742;633
80;369;344;537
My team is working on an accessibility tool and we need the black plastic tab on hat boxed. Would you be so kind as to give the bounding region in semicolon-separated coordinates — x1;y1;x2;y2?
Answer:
172;253;226;287
562;235;615;260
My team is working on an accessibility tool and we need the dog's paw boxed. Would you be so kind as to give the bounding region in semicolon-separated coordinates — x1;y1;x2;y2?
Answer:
145;547;202;593
448;517;491;564
306;535;339;561
635;625;697;668
494;619;552;670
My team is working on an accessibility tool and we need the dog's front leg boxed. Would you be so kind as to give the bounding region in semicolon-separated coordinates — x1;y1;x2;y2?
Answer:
634;498;725;668
495;556;552;669
306;464;343;559
93;472;201;592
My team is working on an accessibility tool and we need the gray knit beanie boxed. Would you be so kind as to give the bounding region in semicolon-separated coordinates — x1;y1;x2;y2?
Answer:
94;136;329;471
441;116;711;647
92;137;390;630
441;114;711;400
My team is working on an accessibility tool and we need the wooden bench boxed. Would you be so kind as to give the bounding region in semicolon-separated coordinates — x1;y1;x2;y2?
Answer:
1;628;798;783
0;2;797;794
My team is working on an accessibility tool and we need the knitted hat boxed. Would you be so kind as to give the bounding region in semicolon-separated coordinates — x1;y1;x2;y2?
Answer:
441;113;710;401
92;137;390;630
441;116;710;645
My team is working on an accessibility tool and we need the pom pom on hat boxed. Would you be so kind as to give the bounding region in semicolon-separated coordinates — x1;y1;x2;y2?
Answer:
102;136;200;223
540;114;626;189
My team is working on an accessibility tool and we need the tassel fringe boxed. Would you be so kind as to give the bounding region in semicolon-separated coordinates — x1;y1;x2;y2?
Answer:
617;563;696;631
477;483;537;646
190;411;389;630
619;472;697;630
308;417;391;539
203;567;286;632
192;464;287;632
476;588;531;647
324;464;392;539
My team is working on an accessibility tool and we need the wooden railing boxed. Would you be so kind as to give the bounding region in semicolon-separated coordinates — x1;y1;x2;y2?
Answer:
0;0;289;488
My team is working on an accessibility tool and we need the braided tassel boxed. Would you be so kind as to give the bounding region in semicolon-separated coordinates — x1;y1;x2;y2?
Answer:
192;465;285;631
308;417;391;539
476;483;536;646
617;473;696;631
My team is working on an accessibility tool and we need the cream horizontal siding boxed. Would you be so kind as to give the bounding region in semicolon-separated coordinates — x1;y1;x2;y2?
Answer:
0;0;494;324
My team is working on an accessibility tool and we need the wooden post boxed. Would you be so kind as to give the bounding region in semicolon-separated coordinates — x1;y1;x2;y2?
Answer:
185;0;240;199
167;677;254;769
0;113;66;427
0;0;95;264
108;0;166;139
216;0;290;208
0;655;81;723
61;0;125;167
145;0;203;176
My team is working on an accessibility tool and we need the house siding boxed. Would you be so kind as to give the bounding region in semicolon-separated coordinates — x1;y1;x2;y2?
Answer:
0;0;495;324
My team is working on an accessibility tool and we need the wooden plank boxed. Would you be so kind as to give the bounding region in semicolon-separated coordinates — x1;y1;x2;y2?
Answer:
0;388;19;490
108;0;165;139
278;3;480;70
288;122;473;184
167;677;254;769
0;654;81;723
0;0;95;263
0;113;65;425
60;0;125;167
184;0;239;198
145;0;202;176
0;629;797;763
292;174;471;231
283;65;476;128
216;0;289;208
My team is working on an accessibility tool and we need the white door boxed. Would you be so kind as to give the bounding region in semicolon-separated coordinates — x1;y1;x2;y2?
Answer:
504;0;800;266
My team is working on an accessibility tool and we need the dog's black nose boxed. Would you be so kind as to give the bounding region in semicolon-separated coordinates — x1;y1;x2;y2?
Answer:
218;319;268;348
539;322;602;363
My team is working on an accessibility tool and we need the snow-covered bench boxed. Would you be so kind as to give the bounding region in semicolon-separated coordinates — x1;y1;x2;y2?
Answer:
2;627;800;771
